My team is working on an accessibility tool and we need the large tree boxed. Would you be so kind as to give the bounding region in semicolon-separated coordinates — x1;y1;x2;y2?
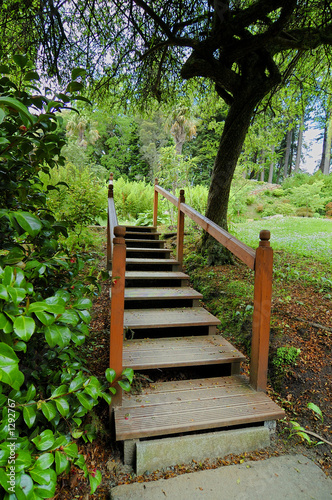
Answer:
3;1;332;245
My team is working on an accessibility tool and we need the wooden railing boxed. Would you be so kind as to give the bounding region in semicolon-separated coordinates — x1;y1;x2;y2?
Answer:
107;174;126;406
107;173;118;270
153;179;273;392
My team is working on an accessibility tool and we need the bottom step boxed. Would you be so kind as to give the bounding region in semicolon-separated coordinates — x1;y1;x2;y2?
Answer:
114;375;285;441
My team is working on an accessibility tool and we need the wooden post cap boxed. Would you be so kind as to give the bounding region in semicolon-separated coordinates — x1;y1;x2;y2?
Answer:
259;230;271;246
110;172;114;181
114;226;126;238
179;189;185;202
154;178;158;185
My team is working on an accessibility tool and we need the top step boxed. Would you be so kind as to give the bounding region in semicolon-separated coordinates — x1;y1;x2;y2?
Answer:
124;225;157;233
125;231;161;240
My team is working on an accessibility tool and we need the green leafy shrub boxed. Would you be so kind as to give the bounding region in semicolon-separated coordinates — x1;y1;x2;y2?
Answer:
272;346;300;376
0;58;133;498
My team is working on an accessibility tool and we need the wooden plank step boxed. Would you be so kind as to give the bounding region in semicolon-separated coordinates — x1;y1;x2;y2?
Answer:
125;231;161;240
125;271;189;280
124;225;157;233
125;239;167;248
123;335;245;369
114;375;285;440
126;247;171;255
126;258;179;266
124;271;190;287
124;287;202;301
125;258;180;272
123;307;221;329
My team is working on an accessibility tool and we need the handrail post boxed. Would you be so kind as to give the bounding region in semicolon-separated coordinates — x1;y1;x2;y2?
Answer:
250;230;273;392
109;225;126;408
107;173;114;270
176;189;185;268
153;178;158;227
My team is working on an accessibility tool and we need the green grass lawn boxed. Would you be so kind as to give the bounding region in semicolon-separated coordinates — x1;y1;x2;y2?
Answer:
235;217;332;262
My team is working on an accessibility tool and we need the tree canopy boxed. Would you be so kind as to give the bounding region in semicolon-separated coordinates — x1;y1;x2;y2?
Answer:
2;0;332;258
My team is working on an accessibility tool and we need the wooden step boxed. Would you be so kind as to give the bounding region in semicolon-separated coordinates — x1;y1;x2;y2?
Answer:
125;231;161;240
123;335;245;370
125;271;190;287
124;287;202;303
125;239;167;248
123;307;221;330
124;225;157;233
126;248;172;259
114;375;285;440
126;258;180;271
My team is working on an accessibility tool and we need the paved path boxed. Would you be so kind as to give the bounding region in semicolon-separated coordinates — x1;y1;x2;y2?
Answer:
110;454;332;500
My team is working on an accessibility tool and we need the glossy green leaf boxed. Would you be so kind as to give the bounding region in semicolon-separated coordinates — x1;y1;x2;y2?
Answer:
32;429;55;450
77;309;91;324
0;285;8;301
59;309;79;326
44;296;66;314
45;324;71;348
73;297;92;310
102;392;112;405
77;393;94;410
63;442;78;458
8;287;26;305
13;316;35;341
118;380;131;392
0;97;33;124
105;368;116;384
13;54;28;69
71;67;86;79
0;342;23;389
122;367;134;384
68;373;84;392
51;384;68;398
28;302;48;313
41;401;57;421
13;211;42;237
54;397;69;416
89;470;102;494
35;310;55;326
55;450;69;475
33;481;56;499
23;404;36;428
66;81;84;92
26;384;36;401
35;453;54;469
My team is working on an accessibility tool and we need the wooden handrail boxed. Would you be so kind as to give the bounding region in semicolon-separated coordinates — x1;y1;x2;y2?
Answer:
107;173;118;270
180;202;256;270
153;181;273;392
109;225;126;407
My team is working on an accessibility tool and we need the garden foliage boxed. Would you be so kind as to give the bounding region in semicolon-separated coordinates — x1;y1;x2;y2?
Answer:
0;57;133;499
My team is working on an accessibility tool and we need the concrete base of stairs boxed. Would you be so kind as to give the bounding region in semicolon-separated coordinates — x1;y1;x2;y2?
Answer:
124;424;273;476
110;454;332;500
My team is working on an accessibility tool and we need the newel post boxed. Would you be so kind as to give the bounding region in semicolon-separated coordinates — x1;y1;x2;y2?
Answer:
106;173;114;270
250;230;273;392
176;189;185;268
153;178;158;227
109;225;126;407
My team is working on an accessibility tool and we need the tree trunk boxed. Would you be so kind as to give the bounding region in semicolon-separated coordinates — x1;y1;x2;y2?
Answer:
319;108;329;172
268;144;275;183
294;115;304;173
203;87;267;263
283;128;293;179
322;111;332;175
260;150;266;182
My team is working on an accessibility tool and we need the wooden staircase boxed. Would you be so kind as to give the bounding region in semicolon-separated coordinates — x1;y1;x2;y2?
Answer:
107;177;285;472
110;224;284;448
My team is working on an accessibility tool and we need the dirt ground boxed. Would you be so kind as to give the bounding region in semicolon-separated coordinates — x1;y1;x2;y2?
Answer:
54;236;332;499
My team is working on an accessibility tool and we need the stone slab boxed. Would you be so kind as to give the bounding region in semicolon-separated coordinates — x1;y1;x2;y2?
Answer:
136;426;270;475
110;454;332;500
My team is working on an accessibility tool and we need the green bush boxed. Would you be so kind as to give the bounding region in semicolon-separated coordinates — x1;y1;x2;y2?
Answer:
0;59;133;499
